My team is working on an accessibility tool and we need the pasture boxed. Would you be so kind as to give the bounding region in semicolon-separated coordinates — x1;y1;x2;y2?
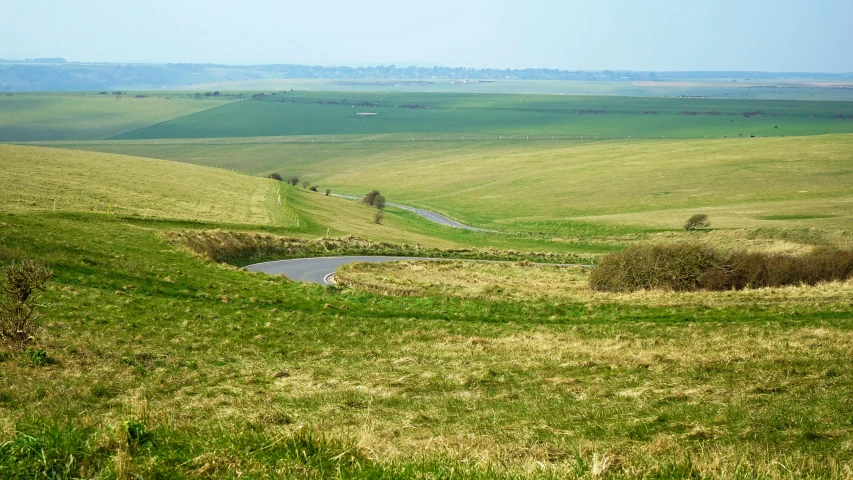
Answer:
67;134;853;234
2;170;853;478
2;88;853;478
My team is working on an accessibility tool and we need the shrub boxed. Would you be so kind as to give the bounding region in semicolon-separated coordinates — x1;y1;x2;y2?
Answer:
362;190;379;207
308;186;318;192
373;210;384;224
1;260;53;344
362;190;385;210
684;214;710;231
723;249;853;289
589;244;723;292
301;181;310;189
325;189;331;196
590;245;853;292
287;177;299;186
265;173;283;181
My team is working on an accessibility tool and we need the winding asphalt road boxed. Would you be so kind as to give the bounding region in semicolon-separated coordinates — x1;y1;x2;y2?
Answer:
249;196;575;284
332;194;493;232
245;256;428;284
245;256;592;285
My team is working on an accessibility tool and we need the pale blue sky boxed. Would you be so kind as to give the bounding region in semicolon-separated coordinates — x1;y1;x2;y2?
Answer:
2;0;851;71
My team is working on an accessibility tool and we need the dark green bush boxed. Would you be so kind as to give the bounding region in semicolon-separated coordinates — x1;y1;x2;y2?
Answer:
265;173;283;181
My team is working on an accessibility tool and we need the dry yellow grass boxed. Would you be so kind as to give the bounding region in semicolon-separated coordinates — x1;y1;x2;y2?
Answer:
336;260;853;309
0;144;278;224
71;311;852;474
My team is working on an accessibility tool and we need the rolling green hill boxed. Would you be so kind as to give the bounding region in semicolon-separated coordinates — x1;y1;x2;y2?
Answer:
3;88;853;478
1;144;852;478
68;134;853;233
0;144;508;250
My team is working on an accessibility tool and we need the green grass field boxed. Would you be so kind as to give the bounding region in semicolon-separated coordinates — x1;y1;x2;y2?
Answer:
109;92;853;140
2;147;853;478
2;89;853;477
0;92;231;142
67;134;853;233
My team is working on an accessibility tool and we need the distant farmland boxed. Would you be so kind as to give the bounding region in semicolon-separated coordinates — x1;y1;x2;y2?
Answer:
109;92;853;140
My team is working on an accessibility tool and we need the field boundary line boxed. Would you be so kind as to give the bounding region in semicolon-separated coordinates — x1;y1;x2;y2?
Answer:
101;99;239;140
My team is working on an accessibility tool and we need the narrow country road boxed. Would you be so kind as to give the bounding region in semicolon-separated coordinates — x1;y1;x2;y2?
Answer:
245;256;419;284
331;194;493;232
245;256;592;285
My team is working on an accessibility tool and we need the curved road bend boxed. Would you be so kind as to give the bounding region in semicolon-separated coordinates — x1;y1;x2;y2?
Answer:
331;194;493;232
245;256;592;285
245;256;419;285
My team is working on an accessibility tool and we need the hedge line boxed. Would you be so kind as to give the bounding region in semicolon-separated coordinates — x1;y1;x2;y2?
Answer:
589;244;853;292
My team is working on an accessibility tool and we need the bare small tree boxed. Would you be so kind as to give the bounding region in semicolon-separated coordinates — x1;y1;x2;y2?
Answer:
288;177;299;186
684;214;710;231
301;181;310;189
373;210;384;224
1;260;53;344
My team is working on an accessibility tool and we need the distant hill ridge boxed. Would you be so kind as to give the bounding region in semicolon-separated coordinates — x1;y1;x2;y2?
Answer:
1;60;851;92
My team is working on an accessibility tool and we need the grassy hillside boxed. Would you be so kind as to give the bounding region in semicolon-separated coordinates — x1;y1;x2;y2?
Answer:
3;107;853;477
0;93;230;141
112;92;853;140
70;134;853;233
0;144;277;225
2;201;852;478
3;144;607;254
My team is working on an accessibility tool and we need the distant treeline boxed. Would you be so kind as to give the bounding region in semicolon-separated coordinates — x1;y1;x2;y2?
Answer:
0;60;850;91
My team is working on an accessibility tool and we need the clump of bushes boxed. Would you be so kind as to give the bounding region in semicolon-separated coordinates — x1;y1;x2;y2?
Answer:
684;214;710;231
715;249;853;290
1;260;53;344
287;177;299;186
265;173;283;181
590;244;853;292
589;244;723;292
362;190;386;210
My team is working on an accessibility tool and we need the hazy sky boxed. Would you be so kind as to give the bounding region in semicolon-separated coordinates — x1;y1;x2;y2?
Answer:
2;0;851;72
